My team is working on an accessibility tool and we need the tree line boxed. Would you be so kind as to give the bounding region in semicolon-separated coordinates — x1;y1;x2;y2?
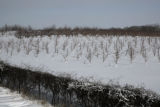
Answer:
0;24;160;37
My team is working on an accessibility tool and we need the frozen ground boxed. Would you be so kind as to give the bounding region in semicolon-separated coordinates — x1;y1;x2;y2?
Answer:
0;32;160;94
0;87;47;107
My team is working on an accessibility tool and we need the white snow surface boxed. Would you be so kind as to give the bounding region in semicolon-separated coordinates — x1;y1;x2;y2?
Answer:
0;87;45;107
0;32;160;94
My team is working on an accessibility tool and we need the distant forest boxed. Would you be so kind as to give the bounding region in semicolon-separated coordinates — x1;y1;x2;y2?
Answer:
0;24;160;37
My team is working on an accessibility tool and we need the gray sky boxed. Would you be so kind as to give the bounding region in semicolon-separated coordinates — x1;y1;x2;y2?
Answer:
0;0;160;28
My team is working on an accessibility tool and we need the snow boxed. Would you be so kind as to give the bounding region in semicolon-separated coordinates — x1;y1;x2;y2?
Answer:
0;87;45;107
0;32;160;94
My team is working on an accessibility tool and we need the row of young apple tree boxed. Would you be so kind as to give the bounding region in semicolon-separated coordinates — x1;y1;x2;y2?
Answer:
1;33;160;64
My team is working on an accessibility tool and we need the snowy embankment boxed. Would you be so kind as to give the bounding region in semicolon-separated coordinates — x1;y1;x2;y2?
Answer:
0;87;46;107
0;32;160;94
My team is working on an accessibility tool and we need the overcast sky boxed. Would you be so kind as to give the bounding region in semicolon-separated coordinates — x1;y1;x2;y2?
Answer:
0;0;160;28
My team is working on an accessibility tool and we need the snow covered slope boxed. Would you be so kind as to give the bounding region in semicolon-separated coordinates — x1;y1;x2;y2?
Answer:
0;32;160;94
0;87;47;107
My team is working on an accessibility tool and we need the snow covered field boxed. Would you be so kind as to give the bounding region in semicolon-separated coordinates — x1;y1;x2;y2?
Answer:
0;32;160;94
0;87;47;107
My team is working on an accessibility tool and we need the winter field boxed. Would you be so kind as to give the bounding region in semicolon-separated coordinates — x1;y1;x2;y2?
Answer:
0;31;160;94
